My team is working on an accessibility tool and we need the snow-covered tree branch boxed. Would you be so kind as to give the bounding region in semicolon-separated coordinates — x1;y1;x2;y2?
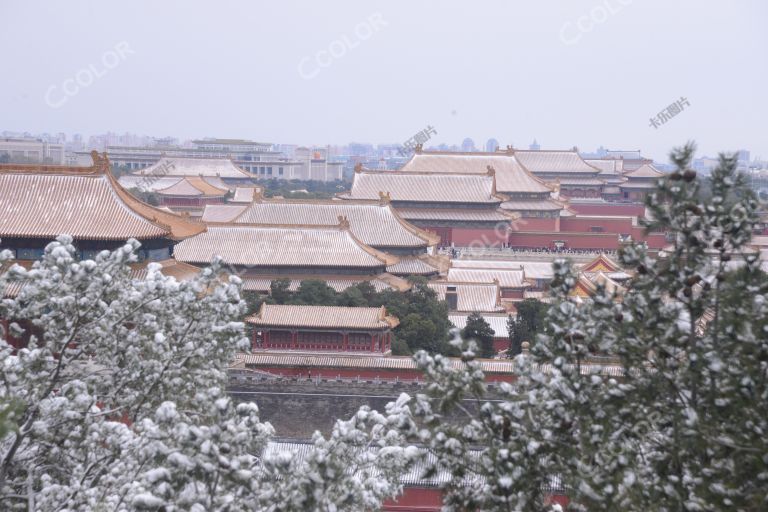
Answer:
0;237;415;511
407;143;768;511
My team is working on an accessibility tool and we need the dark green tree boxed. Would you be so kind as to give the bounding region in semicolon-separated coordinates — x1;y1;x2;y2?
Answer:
514;298;548;336
336;285;369;307
377;277;454;355
506;299;548;356
290;279;338;305
269;278;292;304
389;334;412;356
127;187;160;206
506;314;529;356
461;312;495;358
396;313;439;353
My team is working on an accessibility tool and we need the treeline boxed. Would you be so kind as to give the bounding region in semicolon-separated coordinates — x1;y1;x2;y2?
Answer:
243;277;456;355
258;178;350;199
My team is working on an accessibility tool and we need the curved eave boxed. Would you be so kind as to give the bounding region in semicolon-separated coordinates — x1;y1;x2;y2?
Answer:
342;227;401;267
384;204;441;247
0;232;168;241
109;171;207;240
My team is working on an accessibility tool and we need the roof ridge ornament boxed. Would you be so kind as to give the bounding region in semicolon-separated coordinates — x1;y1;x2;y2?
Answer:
414;143;423;154
487;166;497;196
337;215;350;230
90;151;111;173
378;191;391;205
354;162;363;173
505;145;514;155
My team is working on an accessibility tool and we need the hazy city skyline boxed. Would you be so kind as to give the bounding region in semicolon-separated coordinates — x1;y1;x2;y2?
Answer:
2;0;766;162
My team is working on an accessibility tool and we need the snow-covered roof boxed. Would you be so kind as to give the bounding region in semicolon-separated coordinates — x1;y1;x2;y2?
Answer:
246;304;398;330
429;281;504;312
515;150;601;175
133;157;251;179
449;313;511;337
0;161;204;241
342;169;501;204
229;199;438;249
400;151;552;194
174;225;397;268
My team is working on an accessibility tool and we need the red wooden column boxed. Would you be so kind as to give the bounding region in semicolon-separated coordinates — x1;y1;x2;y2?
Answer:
370;332;376;352
264;329;270;348
291;330;297;349
342;331;349;352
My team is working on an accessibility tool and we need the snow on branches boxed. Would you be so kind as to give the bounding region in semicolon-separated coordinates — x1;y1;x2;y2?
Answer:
0;237;415;510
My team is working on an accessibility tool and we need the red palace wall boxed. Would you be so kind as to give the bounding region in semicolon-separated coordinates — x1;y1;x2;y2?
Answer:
512;216;559;232
509;229;667;251
493;337;510;353
560;217;667;248
640;232;668;249
567;203;646;217
560;216;635;234
509;231;623;250
445;227;508;247
0;319;34;351
383;487;569;511
384;488;443;511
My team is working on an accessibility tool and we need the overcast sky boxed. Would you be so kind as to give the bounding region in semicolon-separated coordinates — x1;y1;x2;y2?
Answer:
1;0;766;162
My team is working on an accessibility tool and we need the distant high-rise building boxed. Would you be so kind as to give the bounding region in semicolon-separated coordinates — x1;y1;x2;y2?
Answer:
153;136;179;147
348;143;375;157
461;138;476;152
737;149;750;162
485;138;499;152
529;139;540;151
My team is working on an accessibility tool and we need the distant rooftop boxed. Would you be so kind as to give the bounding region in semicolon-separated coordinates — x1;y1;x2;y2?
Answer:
192;138;272;146
132;157;251;179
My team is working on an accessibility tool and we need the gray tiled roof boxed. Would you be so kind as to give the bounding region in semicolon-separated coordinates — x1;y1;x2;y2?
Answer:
400;152;552;194
429;281;503;312
246;304;397;329
344;170;500;203
0;169;203;240
174;225;395;268
132;157;251;178
231;200;436;248
446;267;528;289
516;150;600;175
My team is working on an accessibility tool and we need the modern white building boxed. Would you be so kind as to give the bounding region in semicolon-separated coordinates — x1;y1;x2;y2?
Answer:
73;138;344;183
0;137;65;164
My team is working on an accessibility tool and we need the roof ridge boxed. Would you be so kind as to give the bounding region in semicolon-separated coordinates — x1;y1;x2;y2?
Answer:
449;266;525;272
204;221;355;231
357;167;495;178
107;162;206;240
0;150;108;176
258;197;380;206
383;204;441;246
430;280;499;286
417;149;513;157
340;222;400;267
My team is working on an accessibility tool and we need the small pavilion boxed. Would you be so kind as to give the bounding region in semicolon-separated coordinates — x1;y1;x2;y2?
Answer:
245;304;398;353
